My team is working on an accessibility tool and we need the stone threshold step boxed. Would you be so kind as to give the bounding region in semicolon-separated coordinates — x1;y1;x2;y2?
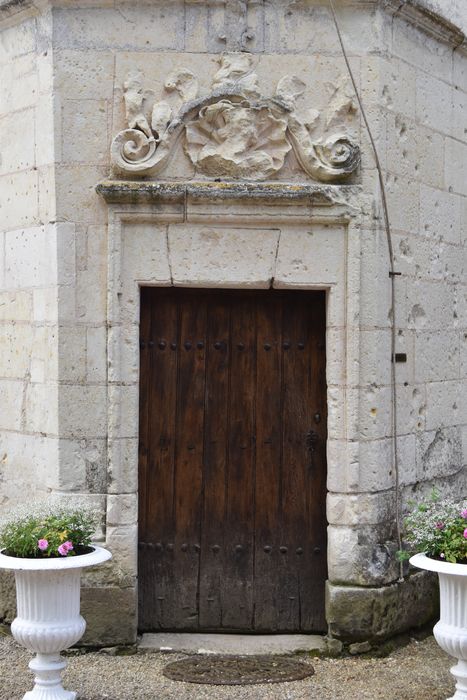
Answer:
139;633;326;656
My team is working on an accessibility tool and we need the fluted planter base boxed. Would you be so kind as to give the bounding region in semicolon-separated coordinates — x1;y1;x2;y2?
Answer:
24;654;75;700
411;553;467;700
447;659;467;700
0;546;111;700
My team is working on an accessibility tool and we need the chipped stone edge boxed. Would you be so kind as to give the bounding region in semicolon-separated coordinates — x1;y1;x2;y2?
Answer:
382;0;467;52
0;0;32;10
96;179;361;208
0;0;37;23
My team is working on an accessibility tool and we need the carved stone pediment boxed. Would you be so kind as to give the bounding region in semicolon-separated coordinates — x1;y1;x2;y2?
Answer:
111;54;360;183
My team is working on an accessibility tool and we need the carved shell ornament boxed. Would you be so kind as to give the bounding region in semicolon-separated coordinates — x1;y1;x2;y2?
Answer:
185;101;291;180
111;55;360;182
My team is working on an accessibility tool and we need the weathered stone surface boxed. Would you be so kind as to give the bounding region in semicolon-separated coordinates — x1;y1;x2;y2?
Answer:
80;587;137;646
168;224;280;288
324;636;343;656
56;385;107;439
139;633;326;656
328;523;400;586
0;433;58;500
416;427;463;481
445;137;467;196
4;225;58;287
327;491;397;527
0;571;15;624
326;571;439;642
57;438;107;492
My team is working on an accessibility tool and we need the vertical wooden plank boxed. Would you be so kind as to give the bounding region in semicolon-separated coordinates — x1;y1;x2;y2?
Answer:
138;287;152;543
198;295;230;628
253;292;283;631
221;295;256;629
137;287;153;631
299;292;328;631
142;288;179;630
172;291;207;629
279;291;312;631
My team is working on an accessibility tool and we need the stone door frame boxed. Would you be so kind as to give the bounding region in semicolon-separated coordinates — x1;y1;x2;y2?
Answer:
99;182;362;640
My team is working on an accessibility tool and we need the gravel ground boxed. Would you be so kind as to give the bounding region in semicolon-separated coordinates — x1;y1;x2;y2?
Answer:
0;631;455;700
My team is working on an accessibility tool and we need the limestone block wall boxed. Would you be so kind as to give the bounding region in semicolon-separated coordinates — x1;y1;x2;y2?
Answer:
326;7;467;636
0;6;59;509
0;4;57;621
331;4;467;571
0;0;465;644
364;10;467;509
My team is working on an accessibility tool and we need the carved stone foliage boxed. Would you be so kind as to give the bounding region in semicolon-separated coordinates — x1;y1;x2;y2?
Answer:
111;54;360;183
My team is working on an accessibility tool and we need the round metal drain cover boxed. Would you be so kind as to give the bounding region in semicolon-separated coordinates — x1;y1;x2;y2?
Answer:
163;655;315;685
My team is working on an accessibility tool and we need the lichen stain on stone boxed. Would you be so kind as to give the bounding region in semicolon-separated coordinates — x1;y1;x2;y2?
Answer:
399;238;412;258
421;427;462;474
368;544;391;579
199;228;221;242
96;179;359;211
408;303;426;327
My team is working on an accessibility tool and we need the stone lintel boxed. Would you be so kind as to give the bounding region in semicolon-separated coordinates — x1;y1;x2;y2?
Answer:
326;570;439;642
96;179;359;209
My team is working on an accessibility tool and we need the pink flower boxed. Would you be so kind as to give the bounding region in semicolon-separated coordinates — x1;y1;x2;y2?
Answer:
440;553;445;559
57;541;74;556
463;529;467;540
461;509;467;519
37;539;48;551
435;522;445;530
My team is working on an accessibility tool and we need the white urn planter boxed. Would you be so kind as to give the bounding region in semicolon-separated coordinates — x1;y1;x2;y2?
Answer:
411;553;467;700
0;546;111;700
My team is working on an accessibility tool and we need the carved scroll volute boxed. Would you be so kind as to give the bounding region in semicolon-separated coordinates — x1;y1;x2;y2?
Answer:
111;71;186;178
111;125;186;178
274;74;360;182
287;115;360;182
314;136;361;179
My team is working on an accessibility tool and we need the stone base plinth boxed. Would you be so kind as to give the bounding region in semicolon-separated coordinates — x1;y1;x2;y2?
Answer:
326;571;439;642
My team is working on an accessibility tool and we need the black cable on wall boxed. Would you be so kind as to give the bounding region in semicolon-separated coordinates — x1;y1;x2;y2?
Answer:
328;0;404;581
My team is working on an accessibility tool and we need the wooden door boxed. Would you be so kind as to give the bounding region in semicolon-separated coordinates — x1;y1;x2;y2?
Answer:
138;288;327;632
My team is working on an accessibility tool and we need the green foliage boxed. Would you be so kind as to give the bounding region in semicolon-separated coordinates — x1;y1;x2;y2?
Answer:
0;505;98;559
398;490;467;564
